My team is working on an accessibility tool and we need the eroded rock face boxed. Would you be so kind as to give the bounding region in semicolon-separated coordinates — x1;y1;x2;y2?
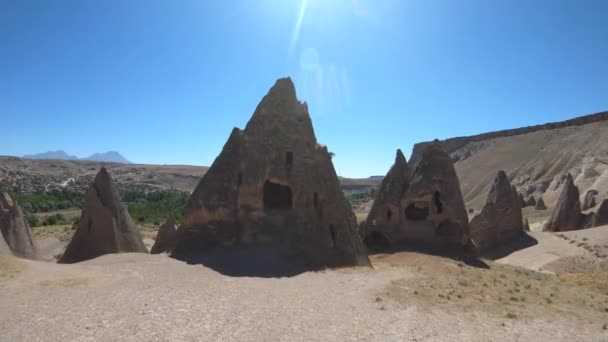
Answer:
173;78;370;269
543;174;582;232
582;189;599;210
0;192;39;259
362;149;410;250
535;196;547;210
150;218;178;254
524;196;536;208
590;199;608;227
58;168;148;263
364;141;471;254
469;171;524;253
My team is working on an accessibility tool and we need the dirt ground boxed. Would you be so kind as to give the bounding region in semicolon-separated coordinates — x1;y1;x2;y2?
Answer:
2;236;608;341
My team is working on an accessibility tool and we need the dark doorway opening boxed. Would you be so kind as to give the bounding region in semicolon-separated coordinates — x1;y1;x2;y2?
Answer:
263;181;293;210
365;231;390;251
434;192;443;213
386;209;393;222
329;224;336;248
405;203;429;221
313;192;319;208
286;151;293;167
237;172;243;187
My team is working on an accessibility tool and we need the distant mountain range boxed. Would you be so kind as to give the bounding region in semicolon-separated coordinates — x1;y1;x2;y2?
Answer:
23;150;132;164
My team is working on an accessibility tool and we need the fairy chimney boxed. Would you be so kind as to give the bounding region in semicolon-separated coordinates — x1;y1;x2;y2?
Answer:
172;77;370;269
58;168;148;263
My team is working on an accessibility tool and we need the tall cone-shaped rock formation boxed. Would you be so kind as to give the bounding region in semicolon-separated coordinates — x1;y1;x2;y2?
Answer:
0;192;39;259
535;196;547;210
362;149;410;250
543;174;582;232
470;171;524;253
173;77;370;269
151;217;178;254
399;141;471;252
59;168;148;263
363;141;471;254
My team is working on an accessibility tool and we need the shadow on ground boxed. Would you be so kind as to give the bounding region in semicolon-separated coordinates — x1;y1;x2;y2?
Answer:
367;244;490;269
482;233;539;260
171;247;310;278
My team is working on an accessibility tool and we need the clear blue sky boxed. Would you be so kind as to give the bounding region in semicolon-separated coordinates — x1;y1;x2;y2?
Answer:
2;0;607;177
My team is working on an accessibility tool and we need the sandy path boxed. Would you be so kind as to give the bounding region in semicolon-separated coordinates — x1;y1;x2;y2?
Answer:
497;225;608;271
1;252;606;341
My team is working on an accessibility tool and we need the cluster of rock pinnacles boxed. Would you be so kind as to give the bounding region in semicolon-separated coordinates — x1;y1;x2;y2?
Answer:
2;77;608;266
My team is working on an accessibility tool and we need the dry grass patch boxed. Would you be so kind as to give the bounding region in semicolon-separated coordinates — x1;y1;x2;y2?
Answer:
33;225;74;239
377;252;608;323
557;272;608;293
0;255;24;283
38;277;92;287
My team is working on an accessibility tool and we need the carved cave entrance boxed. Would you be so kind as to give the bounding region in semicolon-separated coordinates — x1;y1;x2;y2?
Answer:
263;180;293;210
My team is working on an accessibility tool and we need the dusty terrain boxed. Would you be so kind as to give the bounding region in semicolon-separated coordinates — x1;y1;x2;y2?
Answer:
2;226;608;341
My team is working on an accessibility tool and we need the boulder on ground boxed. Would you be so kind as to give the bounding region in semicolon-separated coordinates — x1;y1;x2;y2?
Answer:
0;192;39;259
543;174;582;232
173;77;370;270
470;171;524;253
150;218;178;254
582;189;598;210
535;196;547;210
58;168;148;263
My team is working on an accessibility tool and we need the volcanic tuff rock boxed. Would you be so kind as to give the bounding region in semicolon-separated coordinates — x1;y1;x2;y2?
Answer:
362;149;410;250
364;141;471;254
150;218;178;254
172;77;370;269
543;174;582;232
0;192;39;259
58;168;148;263
410;111;608;167
589;199;608;228
582;189;598;210
408;111;608;213
535;196;547;210
469;171;524;253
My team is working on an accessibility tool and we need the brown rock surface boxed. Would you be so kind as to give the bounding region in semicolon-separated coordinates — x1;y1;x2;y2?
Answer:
582;189;598;210
58;168;148;263
172;78;370;271
469;171;524;253
364;141;471;254
0;192;39;259
535;196;547;210
590;199;608;227
150;218;178;254
362;149;410;250
543;174;582;232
